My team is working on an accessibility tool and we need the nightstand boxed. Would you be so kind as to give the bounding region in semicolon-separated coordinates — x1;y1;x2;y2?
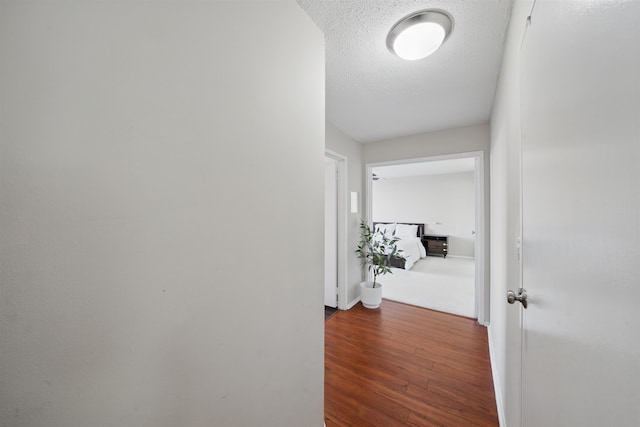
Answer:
421;235;449;258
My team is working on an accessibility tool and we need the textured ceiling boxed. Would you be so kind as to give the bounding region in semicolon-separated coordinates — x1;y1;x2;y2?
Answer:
297;0;512;143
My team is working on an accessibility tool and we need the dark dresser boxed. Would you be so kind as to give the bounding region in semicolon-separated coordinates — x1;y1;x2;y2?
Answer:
421;235;449;258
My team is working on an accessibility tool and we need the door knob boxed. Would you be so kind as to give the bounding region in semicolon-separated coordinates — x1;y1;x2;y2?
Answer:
507;288;528;309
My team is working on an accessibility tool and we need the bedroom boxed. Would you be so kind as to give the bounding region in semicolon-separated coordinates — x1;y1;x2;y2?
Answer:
370;157;478;318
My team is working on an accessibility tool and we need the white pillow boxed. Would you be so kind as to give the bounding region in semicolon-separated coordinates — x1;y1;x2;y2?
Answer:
395;223;418;238
374;223;396;236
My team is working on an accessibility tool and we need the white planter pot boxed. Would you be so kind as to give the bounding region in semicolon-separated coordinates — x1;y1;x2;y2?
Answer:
360;281;383;309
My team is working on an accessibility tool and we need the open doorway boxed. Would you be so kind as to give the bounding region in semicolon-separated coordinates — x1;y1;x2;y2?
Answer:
366;151;486;322
324;150;348;311
324;156;338;308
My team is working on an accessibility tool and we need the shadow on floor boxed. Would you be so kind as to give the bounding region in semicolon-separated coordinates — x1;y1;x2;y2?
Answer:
324;306;338;321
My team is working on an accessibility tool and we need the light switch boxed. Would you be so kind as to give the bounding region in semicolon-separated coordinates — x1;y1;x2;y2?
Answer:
350;192;358;213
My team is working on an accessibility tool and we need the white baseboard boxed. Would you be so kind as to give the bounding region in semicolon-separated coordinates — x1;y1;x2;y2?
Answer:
346;296;361;310
487;327;506;427
447;255;475;260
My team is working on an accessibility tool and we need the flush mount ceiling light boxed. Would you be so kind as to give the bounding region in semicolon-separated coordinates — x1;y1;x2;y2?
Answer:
386;9;453;60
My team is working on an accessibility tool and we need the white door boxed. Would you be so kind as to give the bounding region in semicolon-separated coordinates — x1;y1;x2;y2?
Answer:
324;158;338;308
519;1;640;426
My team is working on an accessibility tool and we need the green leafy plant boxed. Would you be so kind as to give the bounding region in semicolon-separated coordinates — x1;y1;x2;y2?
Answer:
355;220;405;288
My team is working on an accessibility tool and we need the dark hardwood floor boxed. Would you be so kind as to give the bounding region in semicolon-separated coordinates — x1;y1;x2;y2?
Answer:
325;300;499;427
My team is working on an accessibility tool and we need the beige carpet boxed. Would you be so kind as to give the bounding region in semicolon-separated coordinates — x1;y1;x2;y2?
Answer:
380;256;476;318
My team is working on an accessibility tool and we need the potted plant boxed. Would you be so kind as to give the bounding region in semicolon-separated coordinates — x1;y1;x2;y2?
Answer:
355;220;405;309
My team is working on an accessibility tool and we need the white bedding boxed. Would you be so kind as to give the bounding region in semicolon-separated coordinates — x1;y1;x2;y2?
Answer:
395;236;427;270
374;222;427;270
374;223;427;270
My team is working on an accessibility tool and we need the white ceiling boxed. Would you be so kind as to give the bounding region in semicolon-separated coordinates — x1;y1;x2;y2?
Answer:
297;0;512;143
373;158;475;179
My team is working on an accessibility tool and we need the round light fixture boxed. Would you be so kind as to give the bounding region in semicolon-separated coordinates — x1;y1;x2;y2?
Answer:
386;10;453;60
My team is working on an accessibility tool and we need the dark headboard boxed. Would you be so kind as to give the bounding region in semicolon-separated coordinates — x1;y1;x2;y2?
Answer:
373;222;424;237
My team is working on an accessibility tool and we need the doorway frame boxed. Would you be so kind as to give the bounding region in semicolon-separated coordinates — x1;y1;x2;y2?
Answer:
365;150;487;324
325;149;348;310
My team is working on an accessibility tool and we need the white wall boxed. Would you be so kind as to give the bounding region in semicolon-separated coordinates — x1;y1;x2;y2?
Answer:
373;172;476;258
363;124;490;319
0;2;325;426
325;123;364;308
363;124;490;164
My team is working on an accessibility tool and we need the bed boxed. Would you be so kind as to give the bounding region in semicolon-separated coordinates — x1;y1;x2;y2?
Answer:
372;222;427;270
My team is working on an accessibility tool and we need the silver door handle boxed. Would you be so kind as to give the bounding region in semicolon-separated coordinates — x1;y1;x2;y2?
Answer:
507;288;528;309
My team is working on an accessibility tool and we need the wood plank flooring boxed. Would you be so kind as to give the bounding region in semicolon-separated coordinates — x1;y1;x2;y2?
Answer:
325;300;498;426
